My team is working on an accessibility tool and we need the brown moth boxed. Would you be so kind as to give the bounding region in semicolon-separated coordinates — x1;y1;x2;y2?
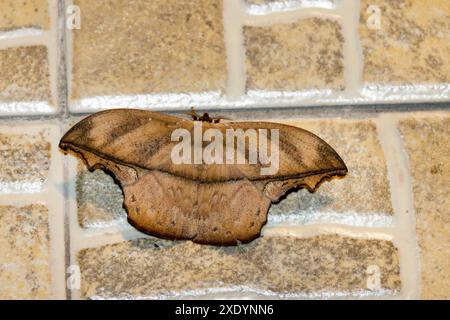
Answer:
60;109;347;245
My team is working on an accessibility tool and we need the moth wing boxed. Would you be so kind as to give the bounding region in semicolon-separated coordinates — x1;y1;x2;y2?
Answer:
225;122;348;201
60;109;347;200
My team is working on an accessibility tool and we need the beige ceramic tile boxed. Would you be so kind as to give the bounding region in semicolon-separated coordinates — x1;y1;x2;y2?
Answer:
78;235;400;299
76;161;127;228
0;205;51;299
359;0;450;85
0;46;51;104
400;116;450;299
244;18;345;92
0;128;51;193
271;119;393;225
71;0;227;100
0;0;49;31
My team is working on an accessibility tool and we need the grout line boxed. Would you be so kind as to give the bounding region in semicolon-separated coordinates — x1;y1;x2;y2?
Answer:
0;33;49;49
338;0;363;97
57;0;69;118
375;114;421;300
262;224;395;241
66;155;80;300
99;287;398;301
46;124;67;300
0;28;44;40
73;228;152;252
0;193;48;206
65;0;74;113
243;7;339;26
245;0;335;15
47;0;60;113
62;155;72;300
71;221;396;253
223;0;247;99
267;211;394;228
59;0;72;299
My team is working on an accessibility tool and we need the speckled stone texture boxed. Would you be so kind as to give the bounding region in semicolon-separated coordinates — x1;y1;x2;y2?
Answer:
0;0;49;31
0;205;51;299
400;116;450;299
76;161;127;228
0;129;51;193
244;18;344;92
78;235;400;299
71;0;227;100
0;46;51;103
270;119;393;225
268;192;300;217
359;0;450;85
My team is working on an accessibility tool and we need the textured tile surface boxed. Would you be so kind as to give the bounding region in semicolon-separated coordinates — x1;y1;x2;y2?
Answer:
244;18;344;92
400;116;450;299
268;192;300;217
76;161;127;229
359;0;450;85
270;119;393;225
0;46;51;103
0;205;51;299
0;128;51;193
0;0;49;31
78;235;400;299
71;0;227;100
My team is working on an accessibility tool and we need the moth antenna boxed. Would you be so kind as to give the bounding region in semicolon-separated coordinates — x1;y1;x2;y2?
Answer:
185;107;201;121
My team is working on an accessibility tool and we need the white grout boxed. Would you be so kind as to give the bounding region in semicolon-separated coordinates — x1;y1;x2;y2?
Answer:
46;124;67;300
246;0;335;15
243;7;339;26
262;224;395;240
91;287;398;300
267;211;394;228
338;0;363;97
0;33;48;49
47;0;60;110
65;0;74;111
223;0;247;99
376;114;421;299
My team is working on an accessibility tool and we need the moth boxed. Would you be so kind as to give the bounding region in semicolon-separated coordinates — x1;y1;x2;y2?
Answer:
60;109;347;245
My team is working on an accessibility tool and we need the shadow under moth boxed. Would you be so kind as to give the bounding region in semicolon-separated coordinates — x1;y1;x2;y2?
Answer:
60;109;347;245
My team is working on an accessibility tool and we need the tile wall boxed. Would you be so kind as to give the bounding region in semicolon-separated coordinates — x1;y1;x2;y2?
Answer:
0;0;448;299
